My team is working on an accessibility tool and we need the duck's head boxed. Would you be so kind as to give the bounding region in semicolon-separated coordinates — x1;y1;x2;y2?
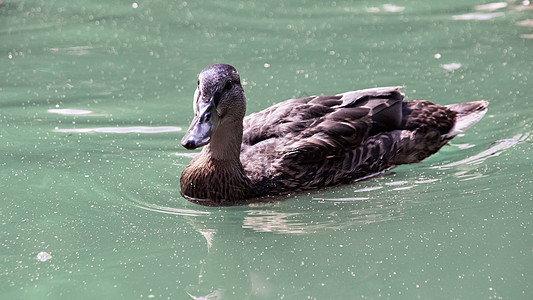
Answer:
181;64;246;150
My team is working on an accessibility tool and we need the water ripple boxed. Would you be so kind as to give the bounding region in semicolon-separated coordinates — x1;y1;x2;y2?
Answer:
135;202;211;217
54;126;182;133
365;4;405;13
313;196;369;201
453;12;504;20
434;132;531;169
49;46;92;55
48;108;94;115
475;2;508;11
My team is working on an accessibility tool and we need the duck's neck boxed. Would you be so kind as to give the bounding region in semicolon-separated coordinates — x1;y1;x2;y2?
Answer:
180;120;254;202
205;119;243;162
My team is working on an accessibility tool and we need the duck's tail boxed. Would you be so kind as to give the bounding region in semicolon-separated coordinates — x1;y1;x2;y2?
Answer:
378;99;488;167
442;100;489;138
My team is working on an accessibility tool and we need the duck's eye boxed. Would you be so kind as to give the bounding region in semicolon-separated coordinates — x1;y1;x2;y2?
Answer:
197;80;200;86
224;81;232;90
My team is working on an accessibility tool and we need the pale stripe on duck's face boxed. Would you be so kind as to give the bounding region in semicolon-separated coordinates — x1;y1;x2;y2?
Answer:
181;64;246;150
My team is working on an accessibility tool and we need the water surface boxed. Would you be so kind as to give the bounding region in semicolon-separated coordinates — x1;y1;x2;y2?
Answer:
1;0;532;299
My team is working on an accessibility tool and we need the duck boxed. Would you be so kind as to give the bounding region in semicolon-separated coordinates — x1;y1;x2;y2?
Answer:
180;64;488;205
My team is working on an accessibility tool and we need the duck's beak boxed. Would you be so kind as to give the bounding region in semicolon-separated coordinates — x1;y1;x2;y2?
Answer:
181;96;218;150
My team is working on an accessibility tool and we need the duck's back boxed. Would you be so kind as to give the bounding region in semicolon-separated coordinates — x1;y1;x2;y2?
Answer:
240;86;486;197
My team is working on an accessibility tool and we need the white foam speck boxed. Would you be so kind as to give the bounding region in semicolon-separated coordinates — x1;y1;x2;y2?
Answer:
442;63;461;71
37;251;52;262
366;4;405;13
382;4;405;12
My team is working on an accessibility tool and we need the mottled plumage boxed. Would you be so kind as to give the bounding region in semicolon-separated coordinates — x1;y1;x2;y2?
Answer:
180;64;488;205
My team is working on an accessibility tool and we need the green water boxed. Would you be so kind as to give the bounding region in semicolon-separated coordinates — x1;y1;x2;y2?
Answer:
1;0;532;299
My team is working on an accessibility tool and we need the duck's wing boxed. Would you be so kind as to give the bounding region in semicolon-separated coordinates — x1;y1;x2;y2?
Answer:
242;86;405;164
